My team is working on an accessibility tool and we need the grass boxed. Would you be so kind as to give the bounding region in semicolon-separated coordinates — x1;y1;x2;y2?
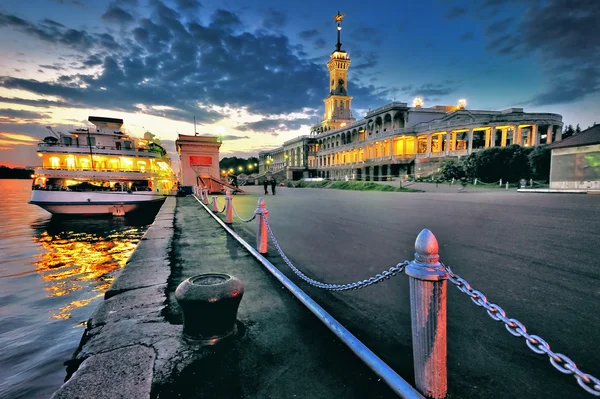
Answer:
295;180;331;188
293;180;421;192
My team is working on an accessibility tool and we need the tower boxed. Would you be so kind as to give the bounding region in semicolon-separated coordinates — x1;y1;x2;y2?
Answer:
323;11;355;129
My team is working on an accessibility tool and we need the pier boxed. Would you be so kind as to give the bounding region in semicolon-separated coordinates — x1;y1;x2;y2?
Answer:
53;187;600;399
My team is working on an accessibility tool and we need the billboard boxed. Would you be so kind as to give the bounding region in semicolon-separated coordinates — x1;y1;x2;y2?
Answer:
189;155;213;166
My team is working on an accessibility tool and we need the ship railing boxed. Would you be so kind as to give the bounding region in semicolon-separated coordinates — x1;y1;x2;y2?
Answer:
36;142;164;155
34;166;155;174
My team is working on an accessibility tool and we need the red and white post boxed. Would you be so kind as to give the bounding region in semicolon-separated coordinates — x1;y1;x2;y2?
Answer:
255;198;268;254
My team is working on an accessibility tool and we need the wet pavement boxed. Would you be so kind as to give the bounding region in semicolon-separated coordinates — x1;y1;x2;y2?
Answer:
159;196;402;399
218;185;600;399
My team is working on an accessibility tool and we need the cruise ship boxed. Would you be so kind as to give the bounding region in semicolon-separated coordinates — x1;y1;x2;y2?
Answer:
30;116;175;216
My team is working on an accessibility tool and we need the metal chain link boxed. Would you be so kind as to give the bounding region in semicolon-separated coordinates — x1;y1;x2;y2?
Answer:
444;263;600;396
230;202;256;222
263;216;408;291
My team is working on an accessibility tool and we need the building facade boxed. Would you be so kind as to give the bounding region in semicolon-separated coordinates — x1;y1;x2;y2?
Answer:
258;13;563;180
548;124;600;191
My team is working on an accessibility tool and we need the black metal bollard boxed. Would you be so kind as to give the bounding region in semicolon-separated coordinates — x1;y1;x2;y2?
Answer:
175;273;244;344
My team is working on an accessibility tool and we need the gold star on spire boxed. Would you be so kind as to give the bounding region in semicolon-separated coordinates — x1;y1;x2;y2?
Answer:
334;11;345;23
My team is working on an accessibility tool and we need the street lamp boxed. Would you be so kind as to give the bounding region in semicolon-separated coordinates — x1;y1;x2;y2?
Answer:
238;166;243;171
229;168;234;173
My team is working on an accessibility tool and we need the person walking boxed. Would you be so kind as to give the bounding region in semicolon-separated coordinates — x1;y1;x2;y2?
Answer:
263;178;268;195
270;178;276;195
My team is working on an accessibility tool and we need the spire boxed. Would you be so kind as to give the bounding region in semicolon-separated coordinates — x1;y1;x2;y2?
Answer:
334;11;345;51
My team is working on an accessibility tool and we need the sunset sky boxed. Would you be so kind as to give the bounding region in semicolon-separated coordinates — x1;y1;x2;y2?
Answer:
0;0;598;168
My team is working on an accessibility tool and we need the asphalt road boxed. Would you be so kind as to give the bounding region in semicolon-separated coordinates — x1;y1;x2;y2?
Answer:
215;185;600;399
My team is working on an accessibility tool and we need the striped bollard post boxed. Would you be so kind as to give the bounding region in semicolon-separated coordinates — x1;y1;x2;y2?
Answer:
225;190;233;224
255;198;268;254
405;229;448;399
499;178;503;187
505;182;509;190
212;196;219;212
203;188;209;205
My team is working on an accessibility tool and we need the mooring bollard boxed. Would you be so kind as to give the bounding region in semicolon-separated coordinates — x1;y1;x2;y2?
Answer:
175;273;244;343
212;196;219;212
405;229;448;399
225;190;233;224
256;198;268;254
203;188;209;205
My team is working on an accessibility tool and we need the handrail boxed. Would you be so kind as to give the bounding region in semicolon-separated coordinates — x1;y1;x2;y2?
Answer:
37;142;164;155
193;194;425;399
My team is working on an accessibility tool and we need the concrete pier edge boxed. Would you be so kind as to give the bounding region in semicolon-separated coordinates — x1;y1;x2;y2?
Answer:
51;197;195;399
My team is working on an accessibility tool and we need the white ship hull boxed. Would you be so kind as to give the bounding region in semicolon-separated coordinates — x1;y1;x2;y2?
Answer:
30;190;166;215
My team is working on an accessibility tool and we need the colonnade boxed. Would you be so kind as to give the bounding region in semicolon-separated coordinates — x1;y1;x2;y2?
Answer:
314;124;559;169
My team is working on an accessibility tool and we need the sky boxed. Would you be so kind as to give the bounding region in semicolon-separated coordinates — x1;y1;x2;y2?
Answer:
0;0;598;168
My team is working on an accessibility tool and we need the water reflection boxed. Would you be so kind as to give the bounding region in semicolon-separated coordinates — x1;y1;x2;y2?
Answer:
31;215;154;320
0;179;157;399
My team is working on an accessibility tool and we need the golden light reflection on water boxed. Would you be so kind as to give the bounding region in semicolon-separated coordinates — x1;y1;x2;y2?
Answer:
32;225;147;321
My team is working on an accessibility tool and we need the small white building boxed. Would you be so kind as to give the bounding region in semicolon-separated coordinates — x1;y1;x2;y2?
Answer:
548;125;600;191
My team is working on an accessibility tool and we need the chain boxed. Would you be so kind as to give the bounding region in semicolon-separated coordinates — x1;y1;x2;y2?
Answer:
263;216;408;291
230;203;256;222
219;203;226;213
444;264;600;396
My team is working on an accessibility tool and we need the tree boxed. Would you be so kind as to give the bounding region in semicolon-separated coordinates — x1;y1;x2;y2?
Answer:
528;146;551;181
219;156;260;174
563;124;575;139
441;159;465;180
575;124;581;134
462;145;531;182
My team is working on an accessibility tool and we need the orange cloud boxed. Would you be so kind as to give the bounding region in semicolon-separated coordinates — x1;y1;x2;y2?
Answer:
0;138;36;146
0;146;13;150
0;132;40;142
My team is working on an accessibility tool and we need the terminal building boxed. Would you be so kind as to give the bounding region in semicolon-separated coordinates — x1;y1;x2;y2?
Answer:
258;13;563;180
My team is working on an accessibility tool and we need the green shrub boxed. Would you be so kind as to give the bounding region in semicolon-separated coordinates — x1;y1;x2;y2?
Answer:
328;181;420;192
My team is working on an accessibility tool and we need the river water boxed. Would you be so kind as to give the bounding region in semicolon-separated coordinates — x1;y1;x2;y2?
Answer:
0;179;154;398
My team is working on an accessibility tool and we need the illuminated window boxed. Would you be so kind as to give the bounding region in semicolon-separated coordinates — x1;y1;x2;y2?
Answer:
66;157;75;170
50;157;60;168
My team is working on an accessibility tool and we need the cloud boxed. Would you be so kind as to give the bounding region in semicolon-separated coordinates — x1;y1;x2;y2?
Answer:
211;134;249;141
298;29;319;40
102;5;135;24
0;108;50;122
400;82;457;97
262;8;286;30
0;96;72;108
0;2;390;125
445;7;467;19
52;0;84;6
173;0;202;11
0;13;121;52
0;132;40;142
458;32;474;41
481;0;600;105
39;64;66;71
314;38;327;49
237;118;312;133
